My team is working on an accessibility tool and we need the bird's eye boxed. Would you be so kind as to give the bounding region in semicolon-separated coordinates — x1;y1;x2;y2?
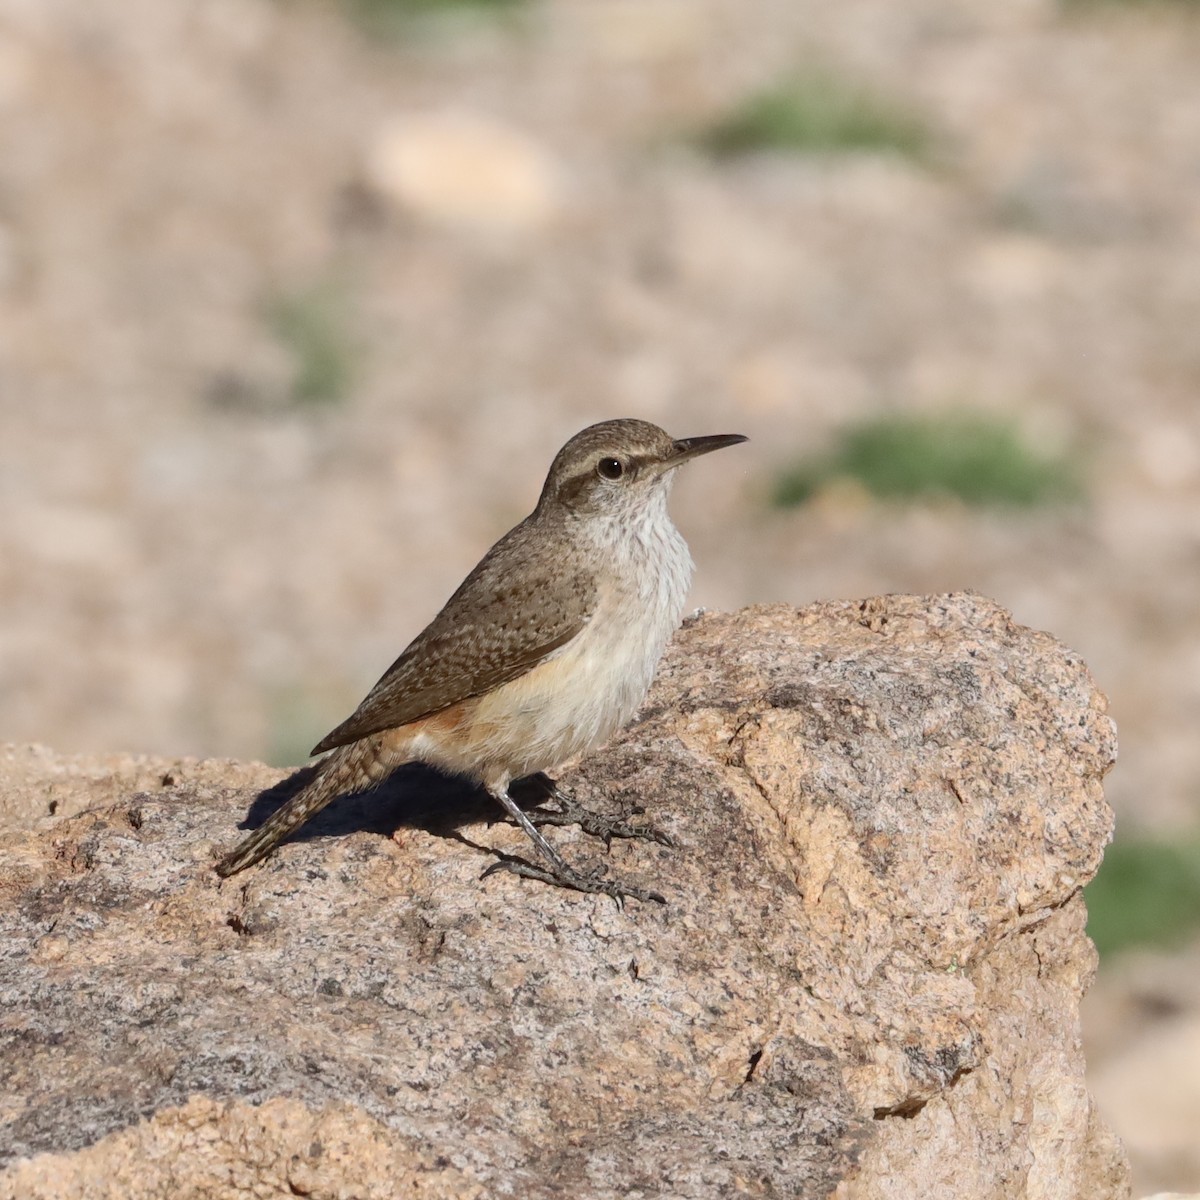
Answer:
596;457;625;480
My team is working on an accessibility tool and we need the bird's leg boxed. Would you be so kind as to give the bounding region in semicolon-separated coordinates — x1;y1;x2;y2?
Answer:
511;773;676;849
482;785;665;907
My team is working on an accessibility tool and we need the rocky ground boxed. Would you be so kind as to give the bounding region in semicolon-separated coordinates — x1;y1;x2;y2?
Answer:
0;599;1129;1198
0;0;1198;1191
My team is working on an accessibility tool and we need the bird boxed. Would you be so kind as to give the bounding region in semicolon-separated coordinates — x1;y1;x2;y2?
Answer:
215;418;747;904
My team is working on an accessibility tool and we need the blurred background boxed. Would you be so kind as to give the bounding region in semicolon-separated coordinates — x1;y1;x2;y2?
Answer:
0;0;1197;1189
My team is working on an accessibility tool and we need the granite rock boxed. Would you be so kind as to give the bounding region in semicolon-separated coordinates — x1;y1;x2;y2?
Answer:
0;595;1129;1198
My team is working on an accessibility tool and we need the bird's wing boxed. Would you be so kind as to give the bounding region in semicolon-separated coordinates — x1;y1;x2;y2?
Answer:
310;519;596;755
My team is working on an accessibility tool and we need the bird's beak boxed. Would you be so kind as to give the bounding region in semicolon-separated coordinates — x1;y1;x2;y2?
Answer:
669;433;749;464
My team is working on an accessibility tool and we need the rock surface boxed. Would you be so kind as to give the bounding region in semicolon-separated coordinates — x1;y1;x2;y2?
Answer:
0;745;280;834
363;109;564;232
0;595;1129;1198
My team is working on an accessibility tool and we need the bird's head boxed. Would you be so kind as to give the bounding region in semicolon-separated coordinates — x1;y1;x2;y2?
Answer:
536;418;747;522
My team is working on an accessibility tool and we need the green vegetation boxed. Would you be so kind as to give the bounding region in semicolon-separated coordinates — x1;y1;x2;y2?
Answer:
771;412;1083;509
354;0;522;11
348;0;525;34
1086;836;1200;958
698;71;931;160
267;284;355;408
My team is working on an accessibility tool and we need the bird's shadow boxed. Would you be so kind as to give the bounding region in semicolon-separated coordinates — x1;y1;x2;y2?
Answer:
233;762;560;856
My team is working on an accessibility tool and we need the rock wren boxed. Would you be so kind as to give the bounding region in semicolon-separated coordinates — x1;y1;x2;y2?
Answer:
216;418;746;903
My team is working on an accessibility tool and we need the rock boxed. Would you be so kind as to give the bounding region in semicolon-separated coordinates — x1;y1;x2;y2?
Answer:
0;743;282;832
363;110;563;233
0;594;1129;1198
0;1096;479;1200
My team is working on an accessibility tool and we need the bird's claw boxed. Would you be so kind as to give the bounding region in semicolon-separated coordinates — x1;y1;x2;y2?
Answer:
525;790;676;850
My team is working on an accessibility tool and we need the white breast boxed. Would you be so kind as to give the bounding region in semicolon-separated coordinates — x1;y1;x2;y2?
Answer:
461;480;693;784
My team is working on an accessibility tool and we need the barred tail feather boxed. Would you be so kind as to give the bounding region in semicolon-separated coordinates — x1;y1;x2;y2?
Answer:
215;740;386;877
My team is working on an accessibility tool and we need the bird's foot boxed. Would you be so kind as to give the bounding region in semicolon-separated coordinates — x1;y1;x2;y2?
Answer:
515;776;675;849
481;856;665;909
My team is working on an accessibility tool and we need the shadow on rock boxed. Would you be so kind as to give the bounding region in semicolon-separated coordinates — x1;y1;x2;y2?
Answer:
231;763;561;851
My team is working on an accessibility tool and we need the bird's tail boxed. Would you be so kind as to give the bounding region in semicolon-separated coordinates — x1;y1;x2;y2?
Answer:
215;738;391;877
